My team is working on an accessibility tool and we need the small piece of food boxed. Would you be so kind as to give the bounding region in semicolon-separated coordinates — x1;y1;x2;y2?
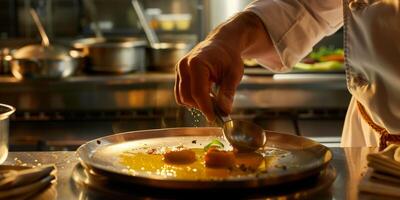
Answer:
235;152;264;171
204;148;235;168
146;148;157;154
119;138;292;180
163;149;196;164
203;139;224;152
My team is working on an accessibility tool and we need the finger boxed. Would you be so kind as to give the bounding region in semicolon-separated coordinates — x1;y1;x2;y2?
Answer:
174;72;183;105
216;67;243;114
189;61;215;122
177;59;198;108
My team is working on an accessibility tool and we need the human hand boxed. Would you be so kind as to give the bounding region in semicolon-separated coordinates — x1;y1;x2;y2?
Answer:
175;39;244;121
175;11;273;122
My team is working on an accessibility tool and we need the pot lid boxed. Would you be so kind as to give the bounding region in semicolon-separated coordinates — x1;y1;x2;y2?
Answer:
13;44;71;60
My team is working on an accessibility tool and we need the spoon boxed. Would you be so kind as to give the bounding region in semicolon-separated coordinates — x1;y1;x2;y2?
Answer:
212;98;267;152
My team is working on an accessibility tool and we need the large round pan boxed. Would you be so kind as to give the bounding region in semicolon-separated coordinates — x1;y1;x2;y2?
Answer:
77;127;332;189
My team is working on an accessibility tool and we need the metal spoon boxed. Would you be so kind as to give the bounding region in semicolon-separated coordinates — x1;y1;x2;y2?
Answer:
213;98;267;152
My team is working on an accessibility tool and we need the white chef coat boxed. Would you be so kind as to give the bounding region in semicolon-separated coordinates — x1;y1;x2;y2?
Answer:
245;0;400;147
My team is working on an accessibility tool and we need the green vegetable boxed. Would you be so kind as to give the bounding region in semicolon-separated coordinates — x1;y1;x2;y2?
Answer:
309;46;344;61
204;139;224;151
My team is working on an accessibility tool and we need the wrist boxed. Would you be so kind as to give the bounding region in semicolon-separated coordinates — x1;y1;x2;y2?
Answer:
211;11;267;56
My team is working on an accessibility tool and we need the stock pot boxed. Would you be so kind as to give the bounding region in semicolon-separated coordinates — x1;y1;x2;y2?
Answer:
147;42;192;72
72;37;147;73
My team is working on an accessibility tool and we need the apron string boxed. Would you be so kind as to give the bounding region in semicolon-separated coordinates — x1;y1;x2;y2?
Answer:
357;101;400;151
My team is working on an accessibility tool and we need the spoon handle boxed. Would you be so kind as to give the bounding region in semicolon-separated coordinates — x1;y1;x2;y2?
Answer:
29;8;50;47
211;95;232;126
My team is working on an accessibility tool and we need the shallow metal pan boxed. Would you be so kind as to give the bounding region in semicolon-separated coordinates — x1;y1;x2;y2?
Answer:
72;164;336;199
77;127;332;189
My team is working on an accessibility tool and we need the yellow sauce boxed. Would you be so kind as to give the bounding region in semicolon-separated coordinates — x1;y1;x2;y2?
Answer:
119;148;281;180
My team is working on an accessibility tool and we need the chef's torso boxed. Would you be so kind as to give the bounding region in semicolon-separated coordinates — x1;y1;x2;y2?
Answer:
246;0;400;144
345;0;400;134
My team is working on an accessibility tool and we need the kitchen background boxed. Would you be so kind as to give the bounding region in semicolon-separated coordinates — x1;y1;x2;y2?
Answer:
0;0;349;151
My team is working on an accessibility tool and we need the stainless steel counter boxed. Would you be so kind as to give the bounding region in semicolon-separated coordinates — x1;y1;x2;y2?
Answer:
3;148;396;200
1;73;351;150
0;73;350;111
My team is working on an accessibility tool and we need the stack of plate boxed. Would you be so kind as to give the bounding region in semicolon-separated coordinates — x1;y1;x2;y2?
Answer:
75;127;336;199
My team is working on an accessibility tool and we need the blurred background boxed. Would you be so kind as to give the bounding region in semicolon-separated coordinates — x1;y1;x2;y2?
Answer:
0;0;348;151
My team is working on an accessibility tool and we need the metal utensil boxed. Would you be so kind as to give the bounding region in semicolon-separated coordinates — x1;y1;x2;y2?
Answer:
131;0;192;72
9;9;82;79
73;1;146;73
73;163;336;199
72;37;146;73
146;42;192;72
131;0;159;47
213;98;267;152
83;0;104;38
29;9;50;47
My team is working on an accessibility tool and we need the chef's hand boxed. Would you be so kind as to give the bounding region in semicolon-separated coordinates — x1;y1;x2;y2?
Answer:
175;11;274;121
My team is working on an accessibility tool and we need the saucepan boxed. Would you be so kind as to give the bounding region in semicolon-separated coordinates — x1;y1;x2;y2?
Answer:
146;42;193;72
69;0;147;73
9;9;84;80
132;0;193;72
0;104;15;164
71;37;147;73
10;9;83;79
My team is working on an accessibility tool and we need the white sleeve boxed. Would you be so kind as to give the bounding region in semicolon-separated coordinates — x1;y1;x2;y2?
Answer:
245;0;343;71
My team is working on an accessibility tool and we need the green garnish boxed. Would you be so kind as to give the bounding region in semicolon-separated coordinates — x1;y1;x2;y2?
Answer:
309;46;344;61
204;139;224;151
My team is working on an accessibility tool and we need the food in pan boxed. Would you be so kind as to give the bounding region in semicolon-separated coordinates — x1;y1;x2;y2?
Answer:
204;148;236;168
163;149;196;164
119;139;291;180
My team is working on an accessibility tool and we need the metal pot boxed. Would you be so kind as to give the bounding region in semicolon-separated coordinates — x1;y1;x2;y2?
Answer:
147;42;192;73
9;9;83;80
9;44;83;80
0;104;15;164
72;37;147;73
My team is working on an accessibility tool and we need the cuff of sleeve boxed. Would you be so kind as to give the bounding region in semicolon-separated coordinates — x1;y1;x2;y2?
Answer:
245;1;335;72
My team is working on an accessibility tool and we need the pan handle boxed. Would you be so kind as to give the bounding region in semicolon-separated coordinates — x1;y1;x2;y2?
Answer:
131;0;160;47
29;9;50;47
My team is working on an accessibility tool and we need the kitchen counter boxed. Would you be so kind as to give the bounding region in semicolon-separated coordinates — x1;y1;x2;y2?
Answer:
2;147;396;200
2;73;350;151
0;73;349;110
